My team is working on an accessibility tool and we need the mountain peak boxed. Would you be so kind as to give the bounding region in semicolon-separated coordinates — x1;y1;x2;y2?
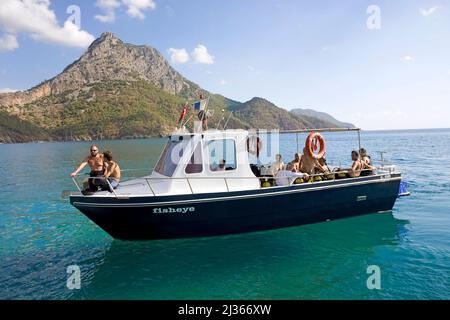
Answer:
100;31;117;39
87;32;122;50
246;97;275;106
0;33;200;108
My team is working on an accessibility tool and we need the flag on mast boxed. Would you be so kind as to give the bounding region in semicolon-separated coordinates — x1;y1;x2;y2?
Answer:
178;103;190;125
193;99;207;111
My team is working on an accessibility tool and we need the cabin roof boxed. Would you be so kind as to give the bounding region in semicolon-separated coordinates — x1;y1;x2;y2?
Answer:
169;129;249;140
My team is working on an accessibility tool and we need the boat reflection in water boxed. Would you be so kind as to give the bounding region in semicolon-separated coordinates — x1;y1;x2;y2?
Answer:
69;128;409;240
73;213;409;299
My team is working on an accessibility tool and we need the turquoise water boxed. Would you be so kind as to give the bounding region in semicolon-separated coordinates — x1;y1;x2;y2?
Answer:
0;129;449;300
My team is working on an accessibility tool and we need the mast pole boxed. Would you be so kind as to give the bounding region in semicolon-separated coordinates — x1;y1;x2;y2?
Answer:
199;95;210;131
223;111;233;130
358;130;362;159
216;109;225;130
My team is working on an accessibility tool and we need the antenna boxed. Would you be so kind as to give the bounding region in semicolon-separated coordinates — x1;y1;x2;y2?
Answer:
223;111;233;130
216;109;225;129
182;114;193;129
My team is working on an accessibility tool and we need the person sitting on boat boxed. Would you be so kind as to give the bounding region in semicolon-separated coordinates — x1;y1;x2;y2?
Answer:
274;157;310;185
360;148;372;166
216;159;226;171
286;153;302;172
100;150;121;192
359;148;375;176
299;147;328;175
70;145;104;192
316;157;331;174
270;154;285;176
348;150;364;178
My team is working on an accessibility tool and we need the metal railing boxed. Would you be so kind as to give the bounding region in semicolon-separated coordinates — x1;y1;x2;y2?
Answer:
70;166;396;199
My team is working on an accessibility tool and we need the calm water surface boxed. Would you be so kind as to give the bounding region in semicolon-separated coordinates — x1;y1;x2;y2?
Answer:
0;129;449;299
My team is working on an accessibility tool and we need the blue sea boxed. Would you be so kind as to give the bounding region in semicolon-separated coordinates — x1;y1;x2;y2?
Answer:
0;129;449;300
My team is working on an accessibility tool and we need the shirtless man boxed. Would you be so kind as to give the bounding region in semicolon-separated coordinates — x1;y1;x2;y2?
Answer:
270;154;285;176
101;150;121;192
70;145;104;191
299;147;328;174
359;148;375;176
348;150;363;178
360;148;372;166
286;153;302;172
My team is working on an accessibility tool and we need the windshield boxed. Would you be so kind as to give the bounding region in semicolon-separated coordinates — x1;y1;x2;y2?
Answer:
154;140;184;177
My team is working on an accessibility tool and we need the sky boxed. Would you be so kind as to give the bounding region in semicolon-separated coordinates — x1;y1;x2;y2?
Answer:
0;0;449;130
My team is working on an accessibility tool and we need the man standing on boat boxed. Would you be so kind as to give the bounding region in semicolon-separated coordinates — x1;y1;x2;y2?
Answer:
300;147;328;174
70;145;104;192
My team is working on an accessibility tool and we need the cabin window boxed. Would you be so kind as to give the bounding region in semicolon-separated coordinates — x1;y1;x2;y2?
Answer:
208;139;237;172
154;140;184;177
185;142;203;174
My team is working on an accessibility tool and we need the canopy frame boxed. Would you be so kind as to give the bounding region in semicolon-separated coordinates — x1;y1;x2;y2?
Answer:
257;127;362;158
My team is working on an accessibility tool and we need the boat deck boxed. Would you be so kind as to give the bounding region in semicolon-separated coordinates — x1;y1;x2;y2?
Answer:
70;168;401;200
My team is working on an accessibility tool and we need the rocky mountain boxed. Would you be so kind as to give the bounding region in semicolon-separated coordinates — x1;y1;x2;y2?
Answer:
0;32;199;111
291;108;355;128
0;32;354;143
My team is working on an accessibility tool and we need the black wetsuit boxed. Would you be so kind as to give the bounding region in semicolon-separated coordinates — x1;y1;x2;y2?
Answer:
88;170;104;191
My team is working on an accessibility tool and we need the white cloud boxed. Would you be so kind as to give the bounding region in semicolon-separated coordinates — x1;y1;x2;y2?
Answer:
166;44;215;65
0;34;18;52
420;6;440;16
192;45;214;65
95;0;121;23
401;55;415;62
167;48;189;64
220;79;227;86
123;0;156;19
0;88;18;93
0;0;95;50
95;0;156;22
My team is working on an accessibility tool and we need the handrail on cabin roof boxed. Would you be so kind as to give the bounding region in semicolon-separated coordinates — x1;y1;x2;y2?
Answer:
168;127;361;137
277;128;361;134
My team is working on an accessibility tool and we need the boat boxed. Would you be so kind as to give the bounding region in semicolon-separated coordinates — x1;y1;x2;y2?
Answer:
69;126;409;240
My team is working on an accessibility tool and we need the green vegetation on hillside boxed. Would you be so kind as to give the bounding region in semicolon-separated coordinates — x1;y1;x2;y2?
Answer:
0;111;51;143
1;81;353;143
2;81;256;141
231;97;312;130
18;81;187;140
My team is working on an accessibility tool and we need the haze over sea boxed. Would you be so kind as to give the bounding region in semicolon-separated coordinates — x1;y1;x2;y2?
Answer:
0;128;449;300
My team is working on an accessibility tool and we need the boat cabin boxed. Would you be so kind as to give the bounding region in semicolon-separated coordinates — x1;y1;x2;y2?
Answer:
147;129;260;195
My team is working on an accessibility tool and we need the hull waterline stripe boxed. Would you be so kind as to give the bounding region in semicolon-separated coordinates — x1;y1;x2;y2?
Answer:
73;177;401;208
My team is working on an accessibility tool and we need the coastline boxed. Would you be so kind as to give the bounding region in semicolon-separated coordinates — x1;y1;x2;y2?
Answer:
1;127;449;145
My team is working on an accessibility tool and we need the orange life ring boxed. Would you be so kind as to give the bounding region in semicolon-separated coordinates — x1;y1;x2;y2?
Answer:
246;135;263;157
306;132;326;159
